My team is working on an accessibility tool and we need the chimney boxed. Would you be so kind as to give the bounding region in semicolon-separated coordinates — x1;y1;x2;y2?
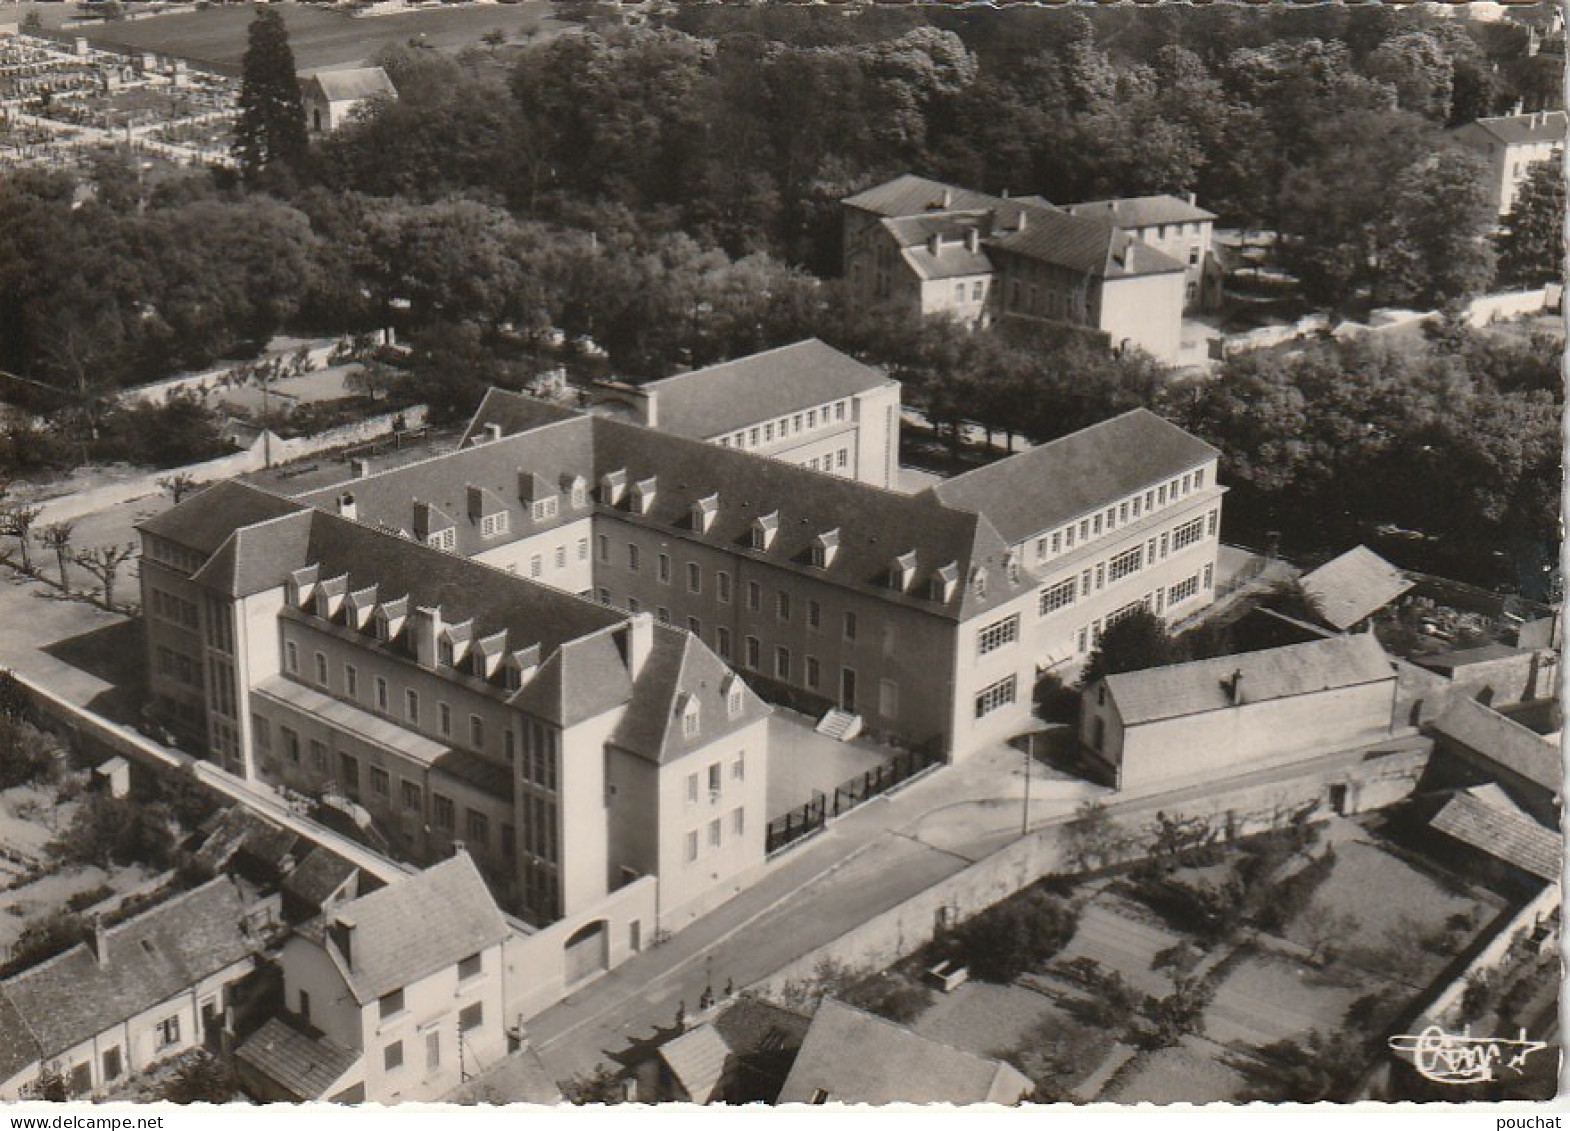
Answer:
1223;669;1245;705
328;914;355;968
337;491;357;521
1015;210;1028;233
89;916;109;967
965;228;980;254
1000;188;1010;199
1187;191;1197;207
350;458;370;480
941;188;953;208
625;612;655;681
927;232;942;257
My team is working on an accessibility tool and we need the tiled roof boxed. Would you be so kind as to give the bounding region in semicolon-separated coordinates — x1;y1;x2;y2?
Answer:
0;990;40;1085
511;629;634;729
138;480;302;554
776;999;1032;1105
236;1016;360;1101
713;997;811;1056
659;1023;732;1102
610;625;771;765
318;852;508;1004
193;510;315;598
589;415;1028;622
1062;195;1217;229
842;173;1020;217
281;847;360;913
444;1043;561;1105
929;409;1219;546
1300;546;1414;631
1431;697;1561;796
637;340;893;441
459;387;582;447
306;66;396;103
989;209;1185;278
1431;787;1562;882
881;213;989;249
900;240;994;282
1464;111;1567;147
1103;633;1396;727
1;879;256;1063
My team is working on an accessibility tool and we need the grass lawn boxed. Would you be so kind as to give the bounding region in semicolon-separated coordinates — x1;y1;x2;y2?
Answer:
1102;1035;1253;1104
1053;891;1184;999
6;2;558;75
1202;948;1373;1049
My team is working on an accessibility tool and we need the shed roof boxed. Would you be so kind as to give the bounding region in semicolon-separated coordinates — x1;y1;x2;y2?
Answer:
1431;786;1561;882
1103;633;1396;727
236;1016;360;1100
1300;545;1414;631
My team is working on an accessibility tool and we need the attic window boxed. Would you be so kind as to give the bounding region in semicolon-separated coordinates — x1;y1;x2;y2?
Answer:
723;675;744;718
691;494;719;534
504;665;523;692
631;477;658;516
971;566;987;599
1006;550;1021;584
438;640;454;668
929;563;959;604
482;512;512;538
811;529;840;570
889;551;917;592
569;479;588;509
681;696;701;739
373;614;390;643
426;527;456;553
600;470;627;506
751;512;779;552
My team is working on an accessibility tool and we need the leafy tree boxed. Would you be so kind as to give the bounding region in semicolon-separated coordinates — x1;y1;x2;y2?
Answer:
560;1064;628;1104
233;7;309;184
7;911;87;973
1365;31;1454;121
1248;1029;1368;1102
1379;147;1497;308
1079;608;1187;687
938;887;1079;983
1498;160;1566;288
1062;799;1123;872
159;1050;240;1104
0;713;64;789
53;795;177;871
157;473;200;506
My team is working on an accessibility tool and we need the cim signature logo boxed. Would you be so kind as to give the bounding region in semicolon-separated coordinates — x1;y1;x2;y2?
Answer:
1387;1025;1550;1085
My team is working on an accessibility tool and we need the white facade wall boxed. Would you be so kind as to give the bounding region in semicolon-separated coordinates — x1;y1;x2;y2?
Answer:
470;516;595;595
1096;271;1186;365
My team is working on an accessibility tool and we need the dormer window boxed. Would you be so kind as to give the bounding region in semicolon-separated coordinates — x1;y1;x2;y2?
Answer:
600;469;627;506
1005;549;1021;584
504;666;522;692
889;550;917;592
631;477;657;516
373;613;391;643
971;566;988;599
565;476;588;509
427;527;456;552
751;512;779;552
811;529;840;570
482;512;512;538
723;675;744;718
929;562;959;604
691;494;719;534
438;639;454;668
530;498;556;523
679;694;700;739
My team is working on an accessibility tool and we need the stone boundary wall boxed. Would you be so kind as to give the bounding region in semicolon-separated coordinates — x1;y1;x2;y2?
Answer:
748;746;1429;997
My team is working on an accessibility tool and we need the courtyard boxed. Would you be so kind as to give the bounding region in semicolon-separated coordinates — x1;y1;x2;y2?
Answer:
763;713;895;824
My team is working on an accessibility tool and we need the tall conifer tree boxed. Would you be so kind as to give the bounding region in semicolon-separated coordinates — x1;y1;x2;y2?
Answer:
233;7;308;183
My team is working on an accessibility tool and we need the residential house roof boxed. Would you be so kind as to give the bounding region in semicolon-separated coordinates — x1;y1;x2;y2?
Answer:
1461;110;1568;147
305;66;396;104
444;1043;562;1105
0;878;256;1068
1062;194;1217;229
776;999;1033;1105
0;990;39;1086
988;209;1186;278
842;173;1019;218
899;239;995;282
314;852;508;1005
1431;696;1561;797
659;1022;733;1103
236;1016;360;1101
1300;545;1414;631
1102;633;1396;727
635;339;892;441
1431;786;1562;882
280;846;360;914
458;388;583;446
928;408;1219;546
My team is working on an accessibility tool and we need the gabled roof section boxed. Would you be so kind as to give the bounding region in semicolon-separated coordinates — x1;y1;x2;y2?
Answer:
305;66;396;103
658;1022;732;1103
1431;697;1561;796
929;409;1219;546
236;1017;360;1101
459;388;582;446
1104;633;1397;727
989;208;1185;278
638;340;892;441
1431;786;1561;882
611;627;770;765
1300;546;1414;631
319;852;507;1005
843;173;1018;217
1063;194;1217;229
899;238;994;282
192;509;315;598
137;480;304;555
0;878;256;1063
510;628;633;728
589;416;1025;621
777;998;1032;1105
1462;110;1567;147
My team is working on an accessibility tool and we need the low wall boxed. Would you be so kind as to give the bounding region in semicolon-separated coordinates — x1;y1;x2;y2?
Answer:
31;405;428;526
118;338;357;407
1423;879;1561;1025
505;878;660;1024
748;745;1429;998
1466;286;1559;326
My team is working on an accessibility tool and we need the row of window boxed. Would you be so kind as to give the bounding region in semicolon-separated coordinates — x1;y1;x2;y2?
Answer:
1069;565;1212;655
148;587;199;631
1032;482;1213;563
1029;509;1218;621
505;537;590;581
684;807;747;864
155;644;200;687
715;399;852;451
684;753;745;807
803;448;851;475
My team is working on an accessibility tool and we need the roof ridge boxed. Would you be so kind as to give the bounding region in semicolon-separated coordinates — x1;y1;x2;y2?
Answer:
642;339;838;388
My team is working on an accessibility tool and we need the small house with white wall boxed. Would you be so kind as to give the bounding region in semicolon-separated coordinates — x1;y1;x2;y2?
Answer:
1079;634;1401;790
301;67;397;133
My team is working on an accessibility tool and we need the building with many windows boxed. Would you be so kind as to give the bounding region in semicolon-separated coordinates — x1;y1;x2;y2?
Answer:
1061;194;1221;312
588;340;902;489
841;174;1191;363
138;365;1223;927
